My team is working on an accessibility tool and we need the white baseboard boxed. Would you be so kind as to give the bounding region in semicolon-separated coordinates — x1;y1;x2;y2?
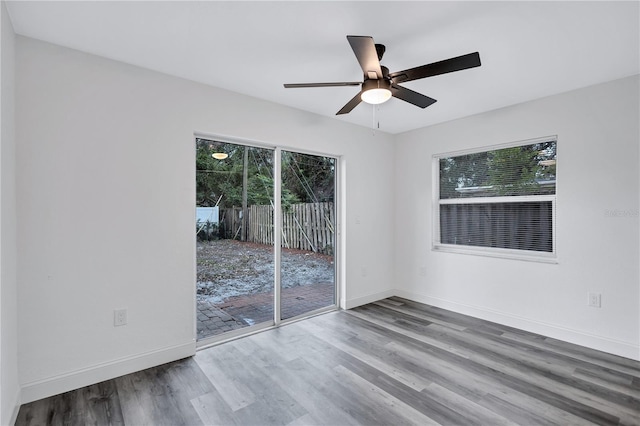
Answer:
5;387;21;426
345;289;396;310
20;341;196;404
394;289;640;361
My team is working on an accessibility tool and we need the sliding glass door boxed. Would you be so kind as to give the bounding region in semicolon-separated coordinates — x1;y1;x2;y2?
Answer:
196;139;275;340
196;138;337;342
280;151;336;320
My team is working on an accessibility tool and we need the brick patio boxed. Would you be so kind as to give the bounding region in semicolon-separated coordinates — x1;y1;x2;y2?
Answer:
197;281;334;340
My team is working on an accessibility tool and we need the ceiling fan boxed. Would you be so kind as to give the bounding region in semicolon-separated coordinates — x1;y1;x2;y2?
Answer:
284;35;481;115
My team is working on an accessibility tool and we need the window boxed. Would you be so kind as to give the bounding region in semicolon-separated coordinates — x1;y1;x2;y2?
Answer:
433;136;557;261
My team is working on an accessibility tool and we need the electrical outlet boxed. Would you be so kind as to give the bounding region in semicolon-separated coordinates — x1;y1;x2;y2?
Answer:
114;309;128;326
361;267;367;277
588;292;601;308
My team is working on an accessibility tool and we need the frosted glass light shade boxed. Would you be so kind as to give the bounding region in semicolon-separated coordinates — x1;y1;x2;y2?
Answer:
361;88;392;105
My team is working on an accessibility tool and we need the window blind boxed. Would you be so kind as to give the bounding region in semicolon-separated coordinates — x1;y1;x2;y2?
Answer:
435;138;557;256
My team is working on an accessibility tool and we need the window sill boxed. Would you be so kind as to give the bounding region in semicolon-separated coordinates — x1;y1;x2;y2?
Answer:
432;244;558;264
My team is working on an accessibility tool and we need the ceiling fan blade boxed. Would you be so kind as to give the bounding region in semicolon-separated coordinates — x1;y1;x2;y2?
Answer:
389;52;481;84
390;84;437;108
336;91;363;115
347;35;383;80
284;82;361;88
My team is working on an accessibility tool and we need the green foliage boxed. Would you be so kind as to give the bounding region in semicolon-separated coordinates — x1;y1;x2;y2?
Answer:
440;152;490;198
196;139;282;207
440;141;557;198
487;146;539;195
281;151;335;203
196;219;219;241
196;139;335;209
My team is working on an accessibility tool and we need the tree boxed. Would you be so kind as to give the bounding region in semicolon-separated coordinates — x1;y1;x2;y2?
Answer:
487;141;556;195
281;152;335;203
439;141;557;198
487;147;538;195
439;152;490;199
196;139;270;207
195;139;300;208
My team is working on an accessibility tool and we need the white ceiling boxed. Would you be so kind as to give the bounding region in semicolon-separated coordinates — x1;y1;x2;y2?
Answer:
6;1;640;134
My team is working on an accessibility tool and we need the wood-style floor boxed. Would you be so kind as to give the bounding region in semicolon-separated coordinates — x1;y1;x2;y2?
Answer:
16;297;640;425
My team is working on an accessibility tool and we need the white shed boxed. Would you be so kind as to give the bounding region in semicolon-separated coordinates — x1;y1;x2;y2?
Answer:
196;206;219;224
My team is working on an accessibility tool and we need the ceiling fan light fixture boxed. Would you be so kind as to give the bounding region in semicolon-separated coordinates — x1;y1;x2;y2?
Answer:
212;152;228;160
361;79;392;105
361;88;392;104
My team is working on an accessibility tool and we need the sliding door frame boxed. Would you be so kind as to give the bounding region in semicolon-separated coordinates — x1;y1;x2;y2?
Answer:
273;147;282;327
195;133;340;349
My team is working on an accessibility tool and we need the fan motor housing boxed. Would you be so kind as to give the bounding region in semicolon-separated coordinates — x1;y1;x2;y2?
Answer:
362;78;391;92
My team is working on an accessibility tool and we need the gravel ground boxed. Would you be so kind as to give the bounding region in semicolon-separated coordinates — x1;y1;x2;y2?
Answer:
197;239;334;304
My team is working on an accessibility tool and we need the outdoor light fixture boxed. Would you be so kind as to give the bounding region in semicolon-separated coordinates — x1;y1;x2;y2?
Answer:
360;79;392;105
212;153;228;160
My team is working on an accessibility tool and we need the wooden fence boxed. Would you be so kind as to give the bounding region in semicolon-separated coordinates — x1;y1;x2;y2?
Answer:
222;202;335;255
279;202;335;254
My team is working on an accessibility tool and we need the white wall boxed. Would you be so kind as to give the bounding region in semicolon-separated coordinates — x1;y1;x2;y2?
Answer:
394;75;640;360
16;36;395;402
0;1;19;423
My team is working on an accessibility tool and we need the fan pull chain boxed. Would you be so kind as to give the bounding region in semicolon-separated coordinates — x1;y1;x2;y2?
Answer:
372;105;375;135
372;104;381;136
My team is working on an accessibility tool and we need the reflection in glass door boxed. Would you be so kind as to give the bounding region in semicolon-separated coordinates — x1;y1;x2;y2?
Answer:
196;138;275;340
280;151;336;320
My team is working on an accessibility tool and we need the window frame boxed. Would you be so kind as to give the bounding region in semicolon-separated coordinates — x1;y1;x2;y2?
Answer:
432;136;558;263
